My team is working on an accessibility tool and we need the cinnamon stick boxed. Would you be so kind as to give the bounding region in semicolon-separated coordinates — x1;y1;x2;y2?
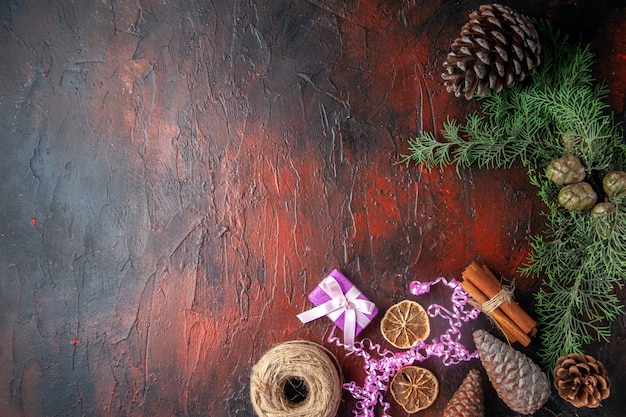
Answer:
462;262;537;335
461;280;531;347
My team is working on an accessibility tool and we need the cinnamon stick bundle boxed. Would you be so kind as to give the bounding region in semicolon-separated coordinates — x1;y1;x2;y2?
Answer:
461;262;537;347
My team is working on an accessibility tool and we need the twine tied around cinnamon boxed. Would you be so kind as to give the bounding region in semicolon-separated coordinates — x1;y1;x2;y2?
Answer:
468;284;517;344
475;284;514;315
461;262;537;346
250;340;342;417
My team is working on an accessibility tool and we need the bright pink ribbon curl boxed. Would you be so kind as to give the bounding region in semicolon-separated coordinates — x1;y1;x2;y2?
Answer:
297;275;376;347
330;277;480;417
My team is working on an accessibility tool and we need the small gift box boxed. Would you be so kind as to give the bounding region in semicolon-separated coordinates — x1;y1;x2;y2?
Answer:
297;269;378;347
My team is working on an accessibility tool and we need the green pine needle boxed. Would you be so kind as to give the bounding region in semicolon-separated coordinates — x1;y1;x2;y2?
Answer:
520;185;626;368
401;21;626;370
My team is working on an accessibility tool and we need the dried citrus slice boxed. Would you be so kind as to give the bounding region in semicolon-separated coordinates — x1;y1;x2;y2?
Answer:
390;366;439;413
380;299;430;349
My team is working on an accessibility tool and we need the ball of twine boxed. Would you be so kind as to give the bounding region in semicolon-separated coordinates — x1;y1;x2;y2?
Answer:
250;340;343;417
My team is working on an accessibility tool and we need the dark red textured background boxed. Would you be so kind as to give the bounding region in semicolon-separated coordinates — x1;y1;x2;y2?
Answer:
1;1;625;416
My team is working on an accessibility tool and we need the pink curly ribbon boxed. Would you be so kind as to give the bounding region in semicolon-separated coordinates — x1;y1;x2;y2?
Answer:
329;277;480;417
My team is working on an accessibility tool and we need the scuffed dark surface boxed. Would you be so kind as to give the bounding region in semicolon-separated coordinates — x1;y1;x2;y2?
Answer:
0;1;624;416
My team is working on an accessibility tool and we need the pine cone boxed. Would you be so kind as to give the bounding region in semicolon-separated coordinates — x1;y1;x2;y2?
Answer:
561;131;583;156
591;202;617;237
591;202;617;220
443;369;485;417
603;170;626;198
473;330;550;414
442;3;541;99
558;182;598;211
554;353;610;408
545;155;586;185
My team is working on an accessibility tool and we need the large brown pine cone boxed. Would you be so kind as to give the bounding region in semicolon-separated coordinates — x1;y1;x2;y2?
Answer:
442;3;541;99
473;329;550;414
554;353;611;408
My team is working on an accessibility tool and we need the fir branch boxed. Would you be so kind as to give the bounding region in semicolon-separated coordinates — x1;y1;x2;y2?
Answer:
521;204;626;368
399;128;453;169
401;21;626;370
402;21;625;174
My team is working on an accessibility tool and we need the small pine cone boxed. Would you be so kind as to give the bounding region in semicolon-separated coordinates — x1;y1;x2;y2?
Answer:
591;202;617;220
561;131;583;156
603;170;626;198
554;353;610;408
473;330;550;414
558;182;598;211
443;369;485;417
442;3;541;99
591;202;618;237
545;155;586;185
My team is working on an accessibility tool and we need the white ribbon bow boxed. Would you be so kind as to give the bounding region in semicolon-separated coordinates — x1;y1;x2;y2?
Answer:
297;275;376;347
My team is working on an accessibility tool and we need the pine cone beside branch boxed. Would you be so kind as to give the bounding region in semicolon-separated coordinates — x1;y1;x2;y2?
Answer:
554;353;610;408
442;3;541;99
545;155;586;185
558;182;598;211
473;329;550;414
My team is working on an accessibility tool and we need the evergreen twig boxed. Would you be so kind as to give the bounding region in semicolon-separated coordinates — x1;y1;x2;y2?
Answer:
401;22;626;370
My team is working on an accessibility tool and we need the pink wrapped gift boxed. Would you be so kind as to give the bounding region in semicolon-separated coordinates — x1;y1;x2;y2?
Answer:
297;269;378;347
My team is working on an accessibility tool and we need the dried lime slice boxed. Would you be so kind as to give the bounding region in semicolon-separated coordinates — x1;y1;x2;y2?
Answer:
390;366;439;413
380;300;430;349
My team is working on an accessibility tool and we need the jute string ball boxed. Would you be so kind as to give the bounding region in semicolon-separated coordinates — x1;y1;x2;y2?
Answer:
250;340;343;417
